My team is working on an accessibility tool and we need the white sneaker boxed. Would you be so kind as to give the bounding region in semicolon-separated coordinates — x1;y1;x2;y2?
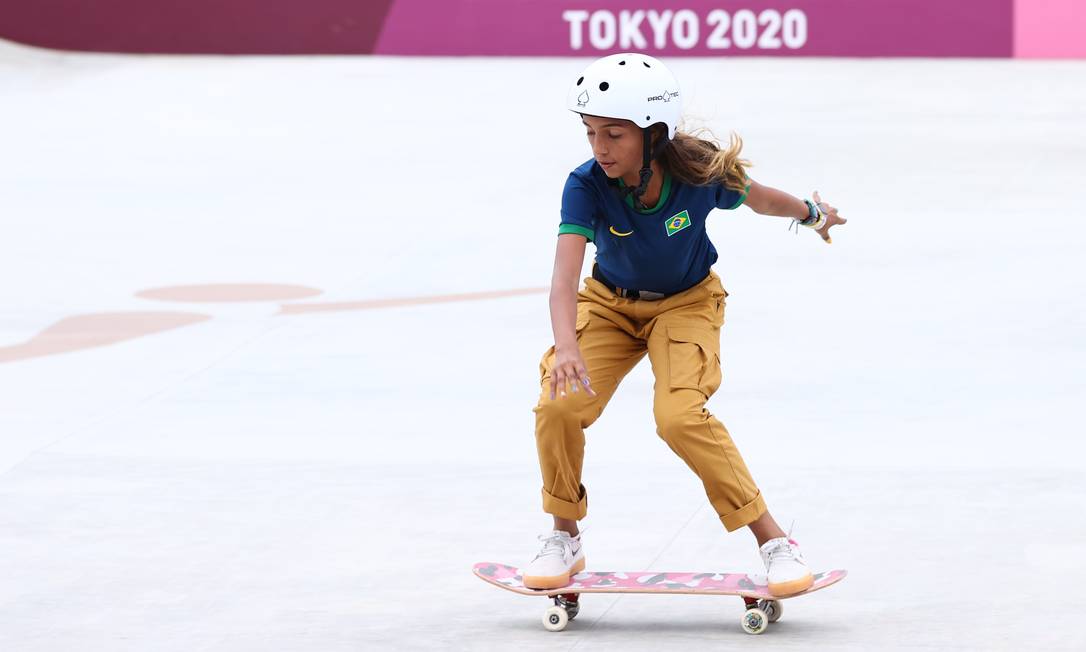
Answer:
522;530;586;590
759;537;813;596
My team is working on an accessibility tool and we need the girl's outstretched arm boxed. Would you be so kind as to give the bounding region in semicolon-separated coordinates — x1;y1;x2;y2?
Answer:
743;180;847;244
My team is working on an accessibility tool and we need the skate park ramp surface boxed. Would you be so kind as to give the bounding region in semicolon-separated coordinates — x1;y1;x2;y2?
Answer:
1;38;1085;650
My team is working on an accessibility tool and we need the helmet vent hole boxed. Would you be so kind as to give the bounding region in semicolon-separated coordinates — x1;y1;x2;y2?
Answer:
619;60;626;65
576;76;584;86
646;115;651;120
599;81;609;91
643;62;651;68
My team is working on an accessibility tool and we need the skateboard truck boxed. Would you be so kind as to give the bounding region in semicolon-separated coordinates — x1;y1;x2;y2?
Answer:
553;593;580;620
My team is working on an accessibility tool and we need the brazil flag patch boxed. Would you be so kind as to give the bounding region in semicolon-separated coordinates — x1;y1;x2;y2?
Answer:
664;210;691;237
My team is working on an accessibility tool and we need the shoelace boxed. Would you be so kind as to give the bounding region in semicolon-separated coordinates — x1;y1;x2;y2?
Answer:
765;520;802;565
765;541;798;564
534;533;571;561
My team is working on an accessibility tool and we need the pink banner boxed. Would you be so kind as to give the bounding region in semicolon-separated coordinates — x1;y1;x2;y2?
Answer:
2;0;1081;58
375;0;1013;57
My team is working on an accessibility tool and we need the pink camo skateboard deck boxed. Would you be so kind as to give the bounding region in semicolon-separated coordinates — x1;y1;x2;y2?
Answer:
473;561;847;634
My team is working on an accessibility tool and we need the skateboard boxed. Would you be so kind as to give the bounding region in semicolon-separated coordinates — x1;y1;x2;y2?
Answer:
473;561;847;635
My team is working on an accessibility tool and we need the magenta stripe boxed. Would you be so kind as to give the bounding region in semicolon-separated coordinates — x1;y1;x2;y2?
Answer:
0;0;396;54
375;0;1013;57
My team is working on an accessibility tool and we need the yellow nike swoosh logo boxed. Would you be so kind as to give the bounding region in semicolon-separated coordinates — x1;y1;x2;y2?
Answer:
609;226;634;237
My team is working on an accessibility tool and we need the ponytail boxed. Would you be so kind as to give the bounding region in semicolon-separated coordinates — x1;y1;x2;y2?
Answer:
661;127;751;192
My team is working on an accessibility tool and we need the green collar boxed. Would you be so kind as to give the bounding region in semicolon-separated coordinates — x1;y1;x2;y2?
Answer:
617;170;672;214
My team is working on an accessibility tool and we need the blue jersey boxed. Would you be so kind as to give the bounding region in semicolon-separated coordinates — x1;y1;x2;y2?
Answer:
558;159;748;295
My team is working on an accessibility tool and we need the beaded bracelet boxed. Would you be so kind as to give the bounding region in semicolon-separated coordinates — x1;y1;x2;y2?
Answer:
800;198;827;230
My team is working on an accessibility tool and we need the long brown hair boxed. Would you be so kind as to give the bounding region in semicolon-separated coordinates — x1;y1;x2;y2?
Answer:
659;126;751;193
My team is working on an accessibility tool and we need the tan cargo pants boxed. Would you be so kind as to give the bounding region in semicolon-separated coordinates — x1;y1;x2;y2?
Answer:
533;269;767;532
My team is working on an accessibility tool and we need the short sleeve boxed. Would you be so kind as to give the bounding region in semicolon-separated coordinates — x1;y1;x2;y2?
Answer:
558;173;597;242
715;179;751;210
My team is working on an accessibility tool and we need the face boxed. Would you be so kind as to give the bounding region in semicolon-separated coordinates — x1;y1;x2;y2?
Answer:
581;115;642;179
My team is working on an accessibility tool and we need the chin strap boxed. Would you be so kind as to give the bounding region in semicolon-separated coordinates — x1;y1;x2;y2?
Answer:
612;127;663;210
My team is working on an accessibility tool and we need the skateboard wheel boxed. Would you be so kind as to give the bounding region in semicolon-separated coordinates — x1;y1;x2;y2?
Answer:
542;606;569;632
741;607;769;635
759;599;783;623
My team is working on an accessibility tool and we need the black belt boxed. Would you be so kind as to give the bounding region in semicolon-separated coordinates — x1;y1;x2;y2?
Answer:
591;262;668;301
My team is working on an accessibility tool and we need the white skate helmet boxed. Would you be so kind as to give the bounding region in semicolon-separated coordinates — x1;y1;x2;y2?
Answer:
565;53;682;140
565;53;683;208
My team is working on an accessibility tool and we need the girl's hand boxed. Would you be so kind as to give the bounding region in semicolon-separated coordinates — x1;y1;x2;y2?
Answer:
550;345;597;400
812;190;847;244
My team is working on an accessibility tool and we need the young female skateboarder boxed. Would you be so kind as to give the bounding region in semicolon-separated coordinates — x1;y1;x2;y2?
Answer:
524;53;846;596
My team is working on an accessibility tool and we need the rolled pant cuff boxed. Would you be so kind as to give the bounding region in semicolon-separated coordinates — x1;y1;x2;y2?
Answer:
542;486;588;521
719;491;767;532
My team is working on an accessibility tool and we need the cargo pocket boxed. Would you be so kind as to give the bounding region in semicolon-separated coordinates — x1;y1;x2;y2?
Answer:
575;311;591;336
666;325;722;398
710;285;728;327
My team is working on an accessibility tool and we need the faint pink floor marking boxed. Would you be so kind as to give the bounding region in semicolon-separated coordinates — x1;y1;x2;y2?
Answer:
0;312;211;363
277;286;549;315
135;283;322;303
2;285;549;363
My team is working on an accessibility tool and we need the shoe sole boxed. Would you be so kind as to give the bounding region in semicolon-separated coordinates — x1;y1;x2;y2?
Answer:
523;556;586;590
767;572;814;597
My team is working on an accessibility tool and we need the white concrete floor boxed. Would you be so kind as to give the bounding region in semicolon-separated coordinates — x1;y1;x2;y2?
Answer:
1;40;1085;649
